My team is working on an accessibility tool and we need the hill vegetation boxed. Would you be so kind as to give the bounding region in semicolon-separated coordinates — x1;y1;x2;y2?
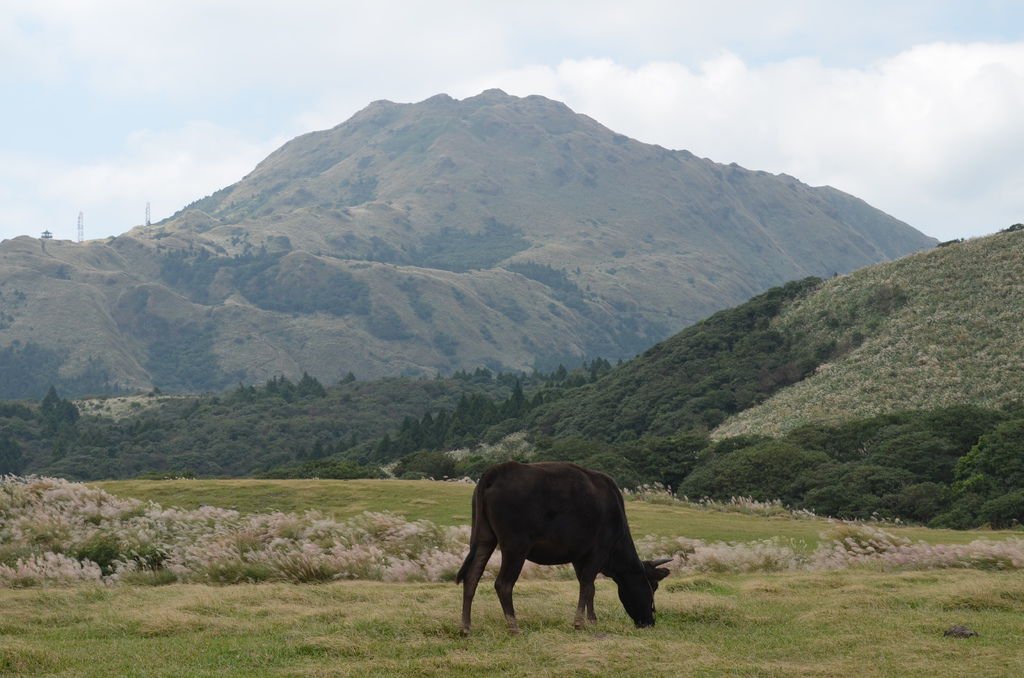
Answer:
0;372;527;480
4;230;1024;528
717;227;1024;436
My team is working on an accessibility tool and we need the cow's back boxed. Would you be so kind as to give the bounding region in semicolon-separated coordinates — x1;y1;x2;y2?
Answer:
477;461;626;565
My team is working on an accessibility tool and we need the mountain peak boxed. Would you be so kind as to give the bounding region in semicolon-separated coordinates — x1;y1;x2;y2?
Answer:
469;87;511;100
421;93;456;105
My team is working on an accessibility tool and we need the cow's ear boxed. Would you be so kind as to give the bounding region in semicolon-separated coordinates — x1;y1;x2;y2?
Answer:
643;559;672;581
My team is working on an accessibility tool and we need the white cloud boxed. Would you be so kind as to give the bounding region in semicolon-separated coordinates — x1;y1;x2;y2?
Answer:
0;122;280;241
3;1;511;100
453;43;1024;239
3;3;1024;241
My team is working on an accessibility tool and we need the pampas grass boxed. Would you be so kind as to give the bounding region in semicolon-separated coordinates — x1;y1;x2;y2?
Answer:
4;476;1024;588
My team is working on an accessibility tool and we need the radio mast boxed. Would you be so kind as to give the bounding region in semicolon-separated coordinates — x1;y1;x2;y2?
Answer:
77;212;84;243
145;202;151;227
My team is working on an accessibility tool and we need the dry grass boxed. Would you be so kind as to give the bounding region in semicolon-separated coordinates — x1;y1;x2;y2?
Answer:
6;478;1024;675
717;230;1024;438
74;395;191;421
92;478;1021;547
2;571;1023;676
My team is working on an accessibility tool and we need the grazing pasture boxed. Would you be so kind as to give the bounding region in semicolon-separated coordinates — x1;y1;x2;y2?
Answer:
92;479;1014;547
3;478;1023;675
2;572;1023;676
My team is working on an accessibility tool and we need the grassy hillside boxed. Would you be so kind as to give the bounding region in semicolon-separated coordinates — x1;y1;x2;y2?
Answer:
9;235;1024;529
527;277;829;440
717;228;1024;437
8;231;1024;529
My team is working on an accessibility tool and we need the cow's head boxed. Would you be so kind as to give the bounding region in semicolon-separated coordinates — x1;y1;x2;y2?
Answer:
617;558;672;627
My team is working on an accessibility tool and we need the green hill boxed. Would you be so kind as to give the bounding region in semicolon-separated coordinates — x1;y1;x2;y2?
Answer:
527;277;830;441
506;228;1024;528
716;228;1024;437
523;228;1024;444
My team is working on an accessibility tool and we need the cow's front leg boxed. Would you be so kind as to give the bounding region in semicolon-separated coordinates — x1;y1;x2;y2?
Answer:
495;549;526;634
574;580;597;629
572;562;599;629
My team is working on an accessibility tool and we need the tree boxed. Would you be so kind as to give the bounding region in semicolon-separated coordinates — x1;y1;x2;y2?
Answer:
978;490;1024;529
296;372;327;399
0;432;24;475
678;440;829;505
40;385;79;432
955;419;1024;497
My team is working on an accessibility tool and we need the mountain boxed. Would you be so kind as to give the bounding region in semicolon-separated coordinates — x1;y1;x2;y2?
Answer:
0;90;935;397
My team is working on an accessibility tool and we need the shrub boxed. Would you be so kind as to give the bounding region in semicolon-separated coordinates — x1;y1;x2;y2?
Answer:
956;419;1024;496
72;533;123;575
678;440;828;505
978;491;1024;529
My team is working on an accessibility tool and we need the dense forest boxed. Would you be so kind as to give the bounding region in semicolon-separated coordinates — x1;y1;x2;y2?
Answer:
4;276;1024;529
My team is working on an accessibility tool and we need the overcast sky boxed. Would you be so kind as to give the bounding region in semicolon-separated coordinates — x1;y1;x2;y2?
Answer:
3;1;1023;243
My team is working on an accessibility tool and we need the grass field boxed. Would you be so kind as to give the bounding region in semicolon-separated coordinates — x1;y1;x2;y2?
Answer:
2;571;1022;676
92;478;1019;547
3;479;1023;676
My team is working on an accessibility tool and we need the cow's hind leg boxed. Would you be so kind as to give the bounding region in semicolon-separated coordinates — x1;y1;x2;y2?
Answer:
495;548;527;634
459;538;496;636
572;561;600;629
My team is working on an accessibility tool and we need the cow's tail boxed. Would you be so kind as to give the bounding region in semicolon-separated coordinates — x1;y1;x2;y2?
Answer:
455;480;485;584
455;545;476;585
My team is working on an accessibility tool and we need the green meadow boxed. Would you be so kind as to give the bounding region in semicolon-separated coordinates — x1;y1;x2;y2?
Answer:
3;571;1022;676
92;478;1018;547
2;479;1022;677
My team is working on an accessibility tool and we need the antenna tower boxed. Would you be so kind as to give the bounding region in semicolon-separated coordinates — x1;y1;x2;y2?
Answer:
77;212;84;243
145;202;151;227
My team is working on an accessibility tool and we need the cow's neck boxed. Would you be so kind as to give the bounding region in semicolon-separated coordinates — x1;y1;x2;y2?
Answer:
601;534;644;581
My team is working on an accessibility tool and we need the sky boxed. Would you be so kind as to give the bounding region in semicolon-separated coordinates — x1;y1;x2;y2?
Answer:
2;1;1023;243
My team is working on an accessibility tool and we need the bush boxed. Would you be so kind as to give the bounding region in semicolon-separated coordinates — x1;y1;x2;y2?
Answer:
679;440;828;505
71;533;123;576
801;464;914;520
956;419;1024;496
888;482;950;523
979;491;1024;529
392;451;457;480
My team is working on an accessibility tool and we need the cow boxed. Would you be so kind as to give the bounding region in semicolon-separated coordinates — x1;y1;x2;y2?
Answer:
455;460;671;635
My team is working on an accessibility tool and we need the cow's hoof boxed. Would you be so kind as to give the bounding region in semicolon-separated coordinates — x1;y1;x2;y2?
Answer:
459;627;470;637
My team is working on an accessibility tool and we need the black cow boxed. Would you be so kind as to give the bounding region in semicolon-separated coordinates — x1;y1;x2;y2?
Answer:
456;461;671;635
